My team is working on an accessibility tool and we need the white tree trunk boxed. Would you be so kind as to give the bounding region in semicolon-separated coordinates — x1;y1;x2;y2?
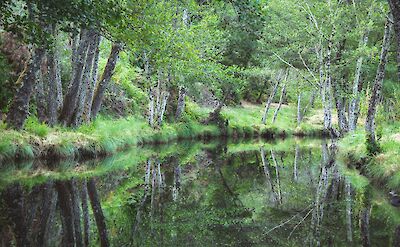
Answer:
262;70;283;124
158;91;170;126
349;31;369;131
320;41;332;131
148;89;155;127
272;84;286;124
365;16;393;143
297;92;302;126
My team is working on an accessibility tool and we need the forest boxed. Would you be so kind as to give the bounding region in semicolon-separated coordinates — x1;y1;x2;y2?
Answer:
0;0;400;246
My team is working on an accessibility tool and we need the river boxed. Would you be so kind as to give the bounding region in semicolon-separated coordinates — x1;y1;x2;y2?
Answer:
0;138;399;246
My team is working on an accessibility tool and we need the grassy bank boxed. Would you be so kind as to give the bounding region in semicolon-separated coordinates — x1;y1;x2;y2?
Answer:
0;103;324;164
337;123;400;191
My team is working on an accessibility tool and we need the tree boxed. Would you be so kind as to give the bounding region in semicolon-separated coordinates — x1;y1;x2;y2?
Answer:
388;0;400;81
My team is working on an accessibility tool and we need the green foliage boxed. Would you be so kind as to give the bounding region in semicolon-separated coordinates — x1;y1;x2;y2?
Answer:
24;116;49;137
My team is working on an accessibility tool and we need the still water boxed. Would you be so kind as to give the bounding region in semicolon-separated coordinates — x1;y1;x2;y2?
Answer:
0;138;399;246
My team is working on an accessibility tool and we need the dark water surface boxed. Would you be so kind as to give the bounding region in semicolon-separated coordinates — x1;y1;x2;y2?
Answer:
0;138;399;246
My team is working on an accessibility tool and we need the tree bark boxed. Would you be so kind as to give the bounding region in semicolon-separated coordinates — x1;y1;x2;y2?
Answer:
332;80;348;134
72;31;100;127
158;91;169;126
87;178;109;247
321;41;333;131
36;58;48;123
175;86;186;120
297;92;302;126
148;89;155;127
59;29;91;126
272;84;286;124
388;0;400;81
84;35;101;122
6;46;45;129
365;16;393;144
47;24;63;126
349;31;369;131
262;71;282;124
91;42;122;120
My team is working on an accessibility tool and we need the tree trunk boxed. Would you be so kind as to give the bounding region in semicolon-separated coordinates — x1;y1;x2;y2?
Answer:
262;71;282;124
84;35;101;122
349;31;369;131
148;89;155;127
297;92;302;126
388;0;400;81
155;70;162;119
365;16;392;144
175;86;186;120
332;80;348;134
158;91;169;126
6;46;45;129
321;41;333;131
91;42;122;120
36;57;48;123
72;31;100;127
301;91;316;119
47;24;63;126
70;32;80;90
272;84;286;124
87;178;109;247
59;29;91;126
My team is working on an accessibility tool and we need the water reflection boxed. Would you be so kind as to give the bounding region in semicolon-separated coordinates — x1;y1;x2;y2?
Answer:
0;178;108;247
0;139;399;246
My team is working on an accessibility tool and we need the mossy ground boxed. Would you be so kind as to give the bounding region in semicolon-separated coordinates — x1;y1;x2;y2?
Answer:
0;103;324;163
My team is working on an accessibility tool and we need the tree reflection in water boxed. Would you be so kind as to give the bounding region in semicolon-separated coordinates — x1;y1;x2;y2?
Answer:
0;139;399;246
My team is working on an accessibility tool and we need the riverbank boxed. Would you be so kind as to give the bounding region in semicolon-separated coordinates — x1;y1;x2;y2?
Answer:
337;123;400;191
0;103;325;164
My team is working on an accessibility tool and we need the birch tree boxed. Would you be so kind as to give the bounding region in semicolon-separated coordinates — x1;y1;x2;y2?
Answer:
365;16;393;145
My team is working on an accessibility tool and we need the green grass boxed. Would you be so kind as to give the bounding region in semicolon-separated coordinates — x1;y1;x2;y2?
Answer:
337;122;400;191
0;102;325;163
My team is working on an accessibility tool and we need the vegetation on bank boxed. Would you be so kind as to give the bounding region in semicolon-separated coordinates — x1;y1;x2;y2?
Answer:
0;103;326;164
337;123;400;191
